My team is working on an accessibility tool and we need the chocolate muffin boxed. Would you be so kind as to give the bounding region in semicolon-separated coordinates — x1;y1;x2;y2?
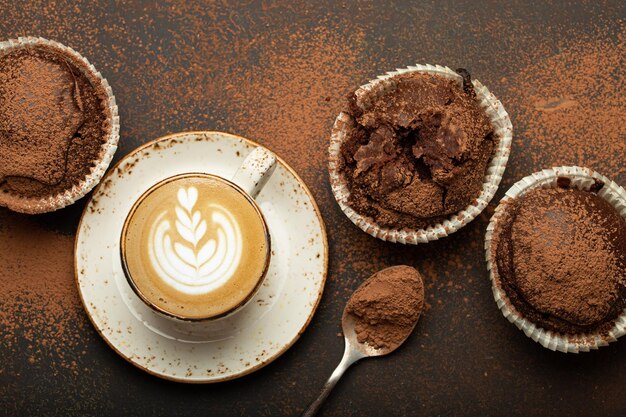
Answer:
0;43;111;200
338;71;496;230
492;182;626;335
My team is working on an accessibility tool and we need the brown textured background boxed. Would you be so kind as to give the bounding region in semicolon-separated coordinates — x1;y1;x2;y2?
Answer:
0;1;625;416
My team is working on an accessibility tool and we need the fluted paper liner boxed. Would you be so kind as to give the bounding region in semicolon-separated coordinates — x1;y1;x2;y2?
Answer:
328;64;513;244
0;36;119;214
485;166;626;353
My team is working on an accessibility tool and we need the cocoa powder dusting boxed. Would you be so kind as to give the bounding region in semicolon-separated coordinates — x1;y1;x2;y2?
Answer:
493;186;626;335
0;44;110;199
0;47;82;185
504;24;626;182
345;266;424;350
0;210;89;375
222;23;366;188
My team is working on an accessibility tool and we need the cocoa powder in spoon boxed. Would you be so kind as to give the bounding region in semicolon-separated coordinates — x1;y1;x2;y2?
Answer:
346;265;425;350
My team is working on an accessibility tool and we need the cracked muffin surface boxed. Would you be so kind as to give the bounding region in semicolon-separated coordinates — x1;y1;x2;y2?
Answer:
338;72;496;230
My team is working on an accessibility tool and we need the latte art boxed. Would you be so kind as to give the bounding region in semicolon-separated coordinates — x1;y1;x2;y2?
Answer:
149;186;243;295
122;174;270;320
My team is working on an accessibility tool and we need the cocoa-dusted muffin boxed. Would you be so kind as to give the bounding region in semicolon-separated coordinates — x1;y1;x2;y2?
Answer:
492;182;626;335
338;71;496;230
0;43;111;201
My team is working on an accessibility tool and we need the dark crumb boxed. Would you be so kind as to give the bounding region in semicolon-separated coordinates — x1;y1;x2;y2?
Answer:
455;68;476;98
589;179;605;193
556;176;572;188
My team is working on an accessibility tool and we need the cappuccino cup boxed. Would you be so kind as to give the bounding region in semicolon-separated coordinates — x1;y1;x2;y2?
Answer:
120;147;276;321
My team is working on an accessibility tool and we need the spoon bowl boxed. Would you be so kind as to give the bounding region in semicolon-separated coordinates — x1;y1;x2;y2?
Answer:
341;306;415;357
302;266;424;417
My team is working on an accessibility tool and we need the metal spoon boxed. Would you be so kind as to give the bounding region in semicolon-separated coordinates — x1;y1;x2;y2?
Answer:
302;266;423;417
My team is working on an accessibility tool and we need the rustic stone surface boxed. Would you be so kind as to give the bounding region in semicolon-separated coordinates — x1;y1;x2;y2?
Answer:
0;1;625;416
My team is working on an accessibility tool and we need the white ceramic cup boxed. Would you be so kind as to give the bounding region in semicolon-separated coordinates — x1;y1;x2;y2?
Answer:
120;147;277;321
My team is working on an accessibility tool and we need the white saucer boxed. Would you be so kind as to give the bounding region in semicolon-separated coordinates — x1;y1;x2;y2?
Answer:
75;131;328;382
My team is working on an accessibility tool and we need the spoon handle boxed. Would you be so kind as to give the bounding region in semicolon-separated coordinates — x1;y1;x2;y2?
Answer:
301;341;364;417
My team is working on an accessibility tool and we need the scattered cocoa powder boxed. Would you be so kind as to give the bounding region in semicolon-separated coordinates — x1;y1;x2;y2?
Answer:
492;185;626;335
345;265;424;350
338;72;495;230
0;43;110;199
0;210;89;374
503;24;626;183
221;23;367;188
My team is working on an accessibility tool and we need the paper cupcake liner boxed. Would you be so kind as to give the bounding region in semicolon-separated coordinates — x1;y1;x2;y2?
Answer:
0;36;119;214
328;64;513;244
485;166;626;353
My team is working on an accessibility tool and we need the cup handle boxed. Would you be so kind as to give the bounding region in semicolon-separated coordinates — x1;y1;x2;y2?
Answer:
232;147;277;198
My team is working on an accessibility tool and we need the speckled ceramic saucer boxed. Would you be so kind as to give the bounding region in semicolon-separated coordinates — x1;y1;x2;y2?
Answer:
75;131;328;383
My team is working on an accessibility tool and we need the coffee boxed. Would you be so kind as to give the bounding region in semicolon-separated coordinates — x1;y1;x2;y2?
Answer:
121;173;270;320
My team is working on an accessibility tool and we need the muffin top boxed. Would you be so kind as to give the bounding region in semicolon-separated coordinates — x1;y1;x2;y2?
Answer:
0;44;110;199
338;72;495;230
494;183;626;335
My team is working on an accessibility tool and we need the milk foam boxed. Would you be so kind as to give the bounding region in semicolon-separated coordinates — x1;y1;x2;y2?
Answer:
147;186;243;295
